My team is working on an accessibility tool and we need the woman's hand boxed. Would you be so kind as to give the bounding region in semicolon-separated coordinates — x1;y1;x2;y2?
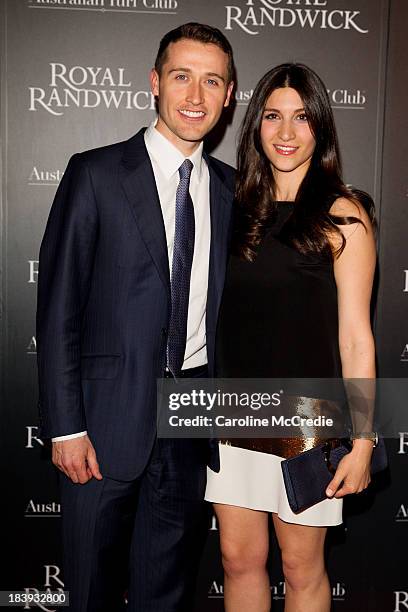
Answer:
325;439;374;498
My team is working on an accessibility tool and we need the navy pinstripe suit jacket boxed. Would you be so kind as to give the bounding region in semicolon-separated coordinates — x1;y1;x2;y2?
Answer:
36;128;234;480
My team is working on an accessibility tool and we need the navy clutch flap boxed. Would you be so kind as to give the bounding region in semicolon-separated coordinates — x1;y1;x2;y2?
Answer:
281;445;333;514
281;438;388;514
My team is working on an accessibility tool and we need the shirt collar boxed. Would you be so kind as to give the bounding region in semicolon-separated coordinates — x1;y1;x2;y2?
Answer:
144;119;205;181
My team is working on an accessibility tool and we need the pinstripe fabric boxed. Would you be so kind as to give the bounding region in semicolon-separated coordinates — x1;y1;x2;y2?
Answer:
37;129;235;480
59;438;208;612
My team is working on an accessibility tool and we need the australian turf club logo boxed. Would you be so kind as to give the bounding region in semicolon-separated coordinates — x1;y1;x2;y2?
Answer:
27;0;178;12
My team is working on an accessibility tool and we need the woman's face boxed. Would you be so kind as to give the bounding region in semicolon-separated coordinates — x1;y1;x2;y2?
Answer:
260;87;316;180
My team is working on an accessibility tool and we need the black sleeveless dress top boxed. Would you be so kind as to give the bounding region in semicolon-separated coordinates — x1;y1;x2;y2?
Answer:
216;202;343;380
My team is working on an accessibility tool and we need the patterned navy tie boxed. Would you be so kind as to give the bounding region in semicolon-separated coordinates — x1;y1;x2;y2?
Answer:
167;159;195;378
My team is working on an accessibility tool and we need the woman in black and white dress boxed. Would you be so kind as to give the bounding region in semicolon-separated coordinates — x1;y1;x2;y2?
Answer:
205;63;377;611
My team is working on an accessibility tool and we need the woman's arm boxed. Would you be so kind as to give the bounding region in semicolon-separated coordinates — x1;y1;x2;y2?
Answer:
325;197;377;499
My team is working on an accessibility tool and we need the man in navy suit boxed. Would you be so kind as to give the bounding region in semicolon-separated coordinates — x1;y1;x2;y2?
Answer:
36;22;235;612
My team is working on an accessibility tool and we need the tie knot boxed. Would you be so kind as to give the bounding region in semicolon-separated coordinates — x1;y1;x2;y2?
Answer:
178;159;193;181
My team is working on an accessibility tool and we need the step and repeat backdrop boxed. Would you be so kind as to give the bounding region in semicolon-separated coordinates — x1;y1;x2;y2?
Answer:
1;0;407;610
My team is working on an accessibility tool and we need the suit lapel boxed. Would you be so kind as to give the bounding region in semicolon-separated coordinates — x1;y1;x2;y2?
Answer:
119;131;234;330
205;153;234;332
120;129;171;297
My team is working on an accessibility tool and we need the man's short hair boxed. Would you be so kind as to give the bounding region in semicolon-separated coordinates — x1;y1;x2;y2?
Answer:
154;22;235;84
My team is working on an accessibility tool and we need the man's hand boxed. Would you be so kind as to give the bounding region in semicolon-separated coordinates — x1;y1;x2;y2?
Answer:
52;435;103;484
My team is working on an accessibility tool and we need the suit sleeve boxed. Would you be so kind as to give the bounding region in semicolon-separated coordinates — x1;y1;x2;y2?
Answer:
36;154;99;439
52;430;88;442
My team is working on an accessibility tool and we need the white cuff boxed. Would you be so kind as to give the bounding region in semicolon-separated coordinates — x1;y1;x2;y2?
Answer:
51;430;88;442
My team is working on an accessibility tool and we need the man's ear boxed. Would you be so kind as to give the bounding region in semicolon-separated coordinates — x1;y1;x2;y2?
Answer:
224;81;235;108
150;68;160;97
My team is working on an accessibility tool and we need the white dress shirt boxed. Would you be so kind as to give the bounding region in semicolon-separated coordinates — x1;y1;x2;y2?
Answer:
52;121;211;442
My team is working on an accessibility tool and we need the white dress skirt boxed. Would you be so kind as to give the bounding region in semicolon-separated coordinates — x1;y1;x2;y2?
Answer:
205;443;343;526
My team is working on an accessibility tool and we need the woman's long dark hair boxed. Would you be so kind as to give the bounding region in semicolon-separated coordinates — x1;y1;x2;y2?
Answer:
234;63;375;261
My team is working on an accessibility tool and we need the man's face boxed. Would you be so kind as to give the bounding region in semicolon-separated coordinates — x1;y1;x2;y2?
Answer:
150;38;234;154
